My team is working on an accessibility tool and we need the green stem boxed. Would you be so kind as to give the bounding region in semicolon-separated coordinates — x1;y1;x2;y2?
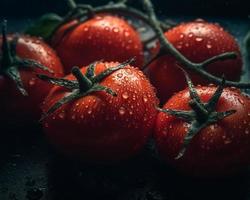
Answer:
65;0;77;10
71;66;92;92
1;20;13;68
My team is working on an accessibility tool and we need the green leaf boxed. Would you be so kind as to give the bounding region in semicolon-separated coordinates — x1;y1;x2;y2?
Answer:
25;13;63;40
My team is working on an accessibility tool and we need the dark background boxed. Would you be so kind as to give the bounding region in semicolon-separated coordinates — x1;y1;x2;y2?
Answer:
0;0;250;18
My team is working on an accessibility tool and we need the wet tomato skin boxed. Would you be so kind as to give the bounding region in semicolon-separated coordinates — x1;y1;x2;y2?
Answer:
155;86;250;177
42;62;159;162
52;15;144;74
147;21;243;103
0;35;64;122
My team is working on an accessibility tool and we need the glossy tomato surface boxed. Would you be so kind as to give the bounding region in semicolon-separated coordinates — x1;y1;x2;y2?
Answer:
147;20;243;103
52;15;144;73
42;62;158;162
0;35;64;122
155;86;250;177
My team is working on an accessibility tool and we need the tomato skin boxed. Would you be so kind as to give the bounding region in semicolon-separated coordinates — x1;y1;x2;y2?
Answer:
0;35;64;122
154;86;250;177
42;62;158;162
52;15;144;74
147;21;243;103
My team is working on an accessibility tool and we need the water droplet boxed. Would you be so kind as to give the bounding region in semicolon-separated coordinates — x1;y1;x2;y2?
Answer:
122;92;129;99
88;110;92;114
129;111;133;115
59;112;65;119
238;98;244;105
29;78;36;86
195;37;203;42
188;33;194;38
224;139;231;144
177;44;182;49
206;44;212;49
95;16;103;20
71;115;76;120
143;96;148;103
124;31;130;37
117;73;123;78
195;18;205;22
113;27;119;33
119;107;126;115
179;34;184;38
104;26;110;31
83;27;89;32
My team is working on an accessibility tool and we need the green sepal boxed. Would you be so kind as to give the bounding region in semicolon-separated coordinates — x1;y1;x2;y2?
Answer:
157;70;237;159
38;58;135;121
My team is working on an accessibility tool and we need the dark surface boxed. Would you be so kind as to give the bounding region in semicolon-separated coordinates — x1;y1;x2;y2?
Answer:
1;10;250;200
0;0;250;17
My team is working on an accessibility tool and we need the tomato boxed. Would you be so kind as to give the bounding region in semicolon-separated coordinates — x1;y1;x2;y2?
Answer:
51;14;144;74
155;84;250;177
147;20;243;103
41;61;158;162
0;32;64;123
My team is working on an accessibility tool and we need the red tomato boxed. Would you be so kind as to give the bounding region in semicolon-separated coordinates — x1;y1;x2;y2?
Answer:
155;86;250;177
42;62;158;162
52;14;144;74
0;34;64;122
147;20;243;103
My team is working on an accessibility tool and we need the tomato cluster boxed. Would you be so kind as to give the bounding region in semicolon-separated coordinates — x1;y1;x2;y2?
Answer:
1;0;250;178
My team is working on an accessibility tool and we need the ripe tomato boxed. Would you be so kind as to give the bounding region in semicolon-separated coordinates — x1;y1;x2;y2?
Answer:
155;85;250;177
147;20;243;103
0;34;64;123
41;61;158;162
51;14;144;74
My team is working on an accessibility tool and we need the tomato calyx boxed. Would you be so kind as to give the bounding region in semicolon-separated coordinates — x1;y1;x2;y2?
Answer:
157;69;236;159
0;20;53;96
38;57;135;121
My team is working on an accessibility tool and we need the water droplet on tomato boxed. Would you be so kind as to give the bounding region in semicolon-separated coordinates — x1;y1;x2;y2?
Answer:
29;78;36;86
117;73;123;78
59;112;65;119
124;31;130;37
177;44;182;49
83;27;89;32
143;96;148;102
122;92;129;99
179;34;184;39
88;110;92;114
195;37;203;42
224;139;231;144
113;27;119;33
195;18;205;22
206;44;212;49
119;107;126;115
188;33;194;38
